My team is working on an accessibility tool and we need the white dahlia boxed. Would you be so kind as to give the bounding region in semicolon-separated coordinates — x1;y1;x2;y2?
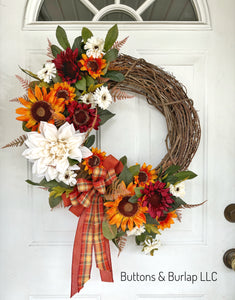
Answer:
37;62;56;83
169;181;186;198
94;86;112;109
126;225;145;236
22;122;92;181
84;36;105;58
80;92;96;108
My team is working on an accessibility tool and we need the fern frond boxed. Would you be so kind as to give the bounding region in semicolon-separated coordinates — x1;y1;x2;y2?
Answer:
15;75;30;91
179;200;207;209
98;77;110;83
105;180;131;201
112;36;129;51
2;135;27;149
110;87;134;102
47;38;54;60
117;235;127;257
175;209;182;222
9;94;29;103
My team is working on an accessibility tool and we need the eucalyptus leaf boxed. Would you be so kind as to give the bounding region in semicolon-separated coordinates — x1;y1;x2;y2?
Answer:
75;77;86;91
49;194;62;208
103;48;118;62
146;213;159;225
104;24;118;51
104;70;125;82
56;26;70;50
102;219;117;240
169;196;187;211
165;165;181;176
129;164;140;177
82;27;93;43
128;195;138;203
19;66;40;80
72;36;82;52
22;121;31;132
119;155;127;166
51;44;62;58
85;75;95;87
97;108;115;125
68;157;79;166
135;187;144;198
84;135;95;148
175;171;197;181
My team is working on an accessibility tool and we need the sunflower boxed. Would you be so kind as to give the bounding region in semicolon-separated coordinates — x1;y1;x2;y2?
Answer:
134;163;157;187
79;54;106;79
82;147;106;174
16;85;65;131
157;211;177;231
104;183;147;232
141;181;174;219
51;82;76;105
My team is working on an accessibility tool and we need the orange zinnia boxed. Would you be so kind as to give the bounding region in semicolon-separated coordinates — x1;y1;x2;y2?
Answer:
16;85;65;131
134;163;157;187
50;82;76;106
83;147;106;174
157;211;177;231
104;183;147;232
79;54;106;79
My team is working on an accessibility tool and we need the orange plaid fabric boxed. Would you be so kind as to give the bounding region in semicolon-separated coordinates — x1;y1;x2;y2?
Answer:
69;167;116;297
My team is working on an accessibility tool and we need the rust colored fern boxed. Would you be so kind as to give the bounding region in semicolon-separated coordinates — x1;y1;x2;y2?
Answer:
105;179;131;201
110;87;134;102
112;36;129;51
179;200;207;209
9;94;29;103
117;235;127;257
15;75;30;91
47;38;54;60
2;135;27;149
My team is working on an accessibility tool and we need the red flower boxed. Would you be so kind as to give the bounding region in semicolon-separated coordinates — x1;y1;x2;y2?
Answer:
53;48;82;84
66;102;100;132
141;181;174;218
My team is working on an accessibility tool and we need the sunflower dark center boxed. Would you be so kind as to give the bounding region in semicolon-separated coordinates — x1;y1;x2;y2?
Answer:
87;60;99;72
88;155;100;167
31;101;52;122
118;196;138;217
158;214;167;222
73;110;90;126
149;192;162;208
138;171;148;183
56;89;69;100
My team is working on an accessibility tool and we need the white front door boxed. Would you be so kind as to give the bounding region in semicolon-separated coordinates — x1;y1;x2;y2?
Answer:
1;0;235;300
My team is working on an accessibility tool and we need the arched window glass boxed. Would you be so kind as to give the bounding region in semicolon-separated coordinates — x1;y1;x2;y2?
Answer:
37;0;198;22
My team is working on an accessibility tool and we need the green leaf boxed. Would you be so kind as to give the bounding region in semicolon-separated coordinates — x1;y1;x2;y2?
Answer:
82;27;93;43
56;26;71;50
146;213;159;225
72;36;82;52
134;187;144;198
119;156;127;166
163;175;178;185
75;77;86;91
68;157;79;166
165;165;181;176
145;224;160;235
128;195;138;203
129;164;140;177
84;135;95;148
26;178;71;190
85;75;95;87
175;171;197;181
97;107;115;125
103;48;118;62
104;70;125;82
102;219;117;240
135;232;147;245
169;196;187;211
49;185;73;199
19;66;40;80
104;24;118;51
49;194;62;208
118;164;133;186
51;44;63;58
22;121;31;132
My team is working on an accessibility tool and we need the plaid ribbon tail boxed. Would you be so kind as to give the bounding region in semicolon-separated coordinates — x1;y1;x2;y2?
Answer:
70;194;113;298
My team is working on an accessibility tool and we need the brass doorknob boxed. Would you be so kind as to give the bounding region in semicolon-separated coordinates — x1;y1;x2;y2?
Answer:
224;204;235;222
223;249;235;271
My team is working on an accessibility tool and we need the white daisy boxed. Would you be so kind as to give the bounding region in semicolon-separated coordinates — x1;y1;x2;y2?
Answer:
169;181;186;198
80;92;96;108
94;86;112;110
126;225;145;236
142;236;161;255
37;62;56;83
57;165;79;186
84;36;105;58
22;122;92;181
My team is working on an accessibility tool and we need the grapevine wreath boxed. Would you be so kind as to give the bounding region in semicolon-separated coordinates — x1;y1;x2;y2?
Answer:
3;25;205;297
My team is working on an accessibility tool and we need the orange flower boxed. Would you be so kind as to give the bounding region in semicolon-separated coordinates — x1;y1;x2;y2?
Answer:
134;163;157;187
50;82;76;105
83;147;106;174
79;54;106;79
16;85;65;131
104;183;147;232
157;211;177;231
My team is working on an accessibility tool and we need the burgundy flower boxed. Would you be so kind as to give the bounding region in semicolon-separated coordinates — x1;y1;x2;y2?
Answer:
141;181;174;218
66;102;100;133
53;48;82;84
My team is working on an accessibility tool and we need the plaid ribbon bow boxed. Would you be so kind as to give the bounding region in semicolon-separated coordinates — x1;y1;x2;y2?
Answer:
62;155;123;298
